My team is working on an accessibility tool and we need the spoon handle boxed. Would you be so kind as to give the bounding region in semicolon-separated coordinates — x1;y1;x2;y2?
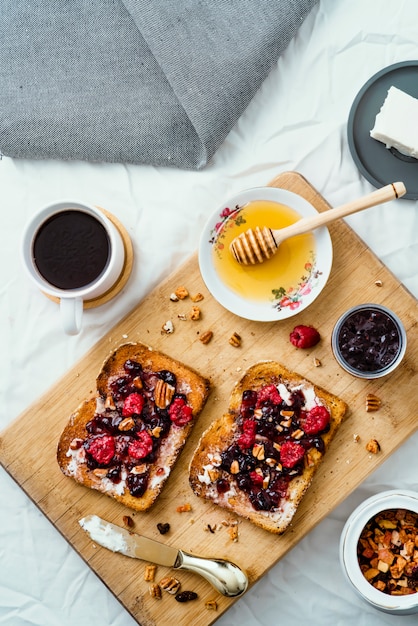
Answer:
271;181;406;244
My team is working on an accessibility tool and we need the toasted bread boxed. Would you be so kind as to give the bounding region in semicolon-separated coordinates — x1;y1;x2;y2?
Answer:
189;361;347;534
57;342;210;511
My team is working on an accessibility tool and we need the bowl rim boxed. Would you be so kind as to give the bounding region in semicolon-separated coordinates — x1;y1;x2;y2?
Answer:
331;303;407;379
198;186;333;322
340;489;418;612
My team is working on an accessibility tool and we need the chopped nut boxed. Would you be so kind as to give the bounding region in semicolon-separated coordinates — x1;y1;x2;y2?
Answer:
280;410;294;418
144;564;157;581
366;393;381;412
191;292;204;302
149;583;162;599
253;408;263;420
150;426;162;438
366;438;381;454
154;378;175;409
162;320;174;334
229;332;241;347
230;460;240;474
169;292;179;301
92;468;108;478
313;357;322;367
228;525;239;542
104;394;116;410
123;515;134;528
133;375;143;389
199;330;213;344
175;286;189;300
375;279;383;287
353;433;361;443
208;468;220;482
69;437;83;450
291;428;305;440
205;599;218;611
252;443;265;460
160;576;181;595
118;417;135;431
131;464;148;475
190;306;201;320
176;503;192;513
177;313;187;321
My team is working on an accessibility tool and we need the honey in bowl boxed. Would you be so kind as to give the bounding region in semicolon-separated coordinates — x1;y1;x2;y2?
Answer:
212;200;316;306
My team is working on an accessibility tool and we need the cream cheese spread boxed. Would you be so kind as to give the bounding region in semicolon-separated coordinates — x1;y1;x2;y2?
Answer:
79;515;128;552
370;86;418;158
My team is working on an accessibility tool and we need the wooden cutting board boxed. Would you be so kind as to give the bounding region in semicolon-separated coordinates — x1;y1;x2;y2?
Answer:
1;172;417;626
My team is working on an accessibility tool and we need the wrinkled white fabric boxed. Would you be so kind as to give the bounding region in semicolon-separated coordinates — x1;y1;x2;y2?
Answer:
1;0;418;625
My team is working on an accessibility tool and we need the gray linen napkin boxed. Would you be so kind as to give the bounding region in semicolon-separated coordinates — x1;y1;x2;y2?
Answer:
0;0;317;169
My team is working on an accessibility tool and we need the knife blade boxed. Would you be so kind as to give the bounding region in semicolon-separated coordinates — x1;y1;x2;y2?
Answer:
79;515;248;597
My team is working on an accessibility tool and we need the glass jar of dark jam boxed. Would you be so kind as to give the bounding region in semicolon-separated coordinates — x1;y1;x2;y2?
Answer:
331;304;406;378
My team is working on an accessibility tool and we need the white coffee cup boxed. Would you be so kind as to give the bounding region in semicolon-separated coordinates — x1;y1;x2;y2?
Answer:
22;200;125;335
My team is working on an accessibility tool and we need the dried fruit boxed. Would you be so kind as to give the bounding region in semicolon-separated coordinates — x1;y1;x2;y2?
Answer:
290;325;320;349
176;503;192;513
366;438;381;454
175;286;189;300
123;515;134;528
175;591;198;603
156;522;170;535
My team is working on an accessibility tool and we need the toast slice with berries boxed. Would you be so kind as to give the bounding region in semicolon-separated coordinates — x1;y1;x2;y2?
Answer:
57;342;210;512
188;361;347;534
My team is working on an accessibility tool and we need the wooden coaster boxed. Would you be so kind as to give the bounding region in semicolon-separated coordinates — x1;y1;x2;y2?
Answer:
44;207;134;309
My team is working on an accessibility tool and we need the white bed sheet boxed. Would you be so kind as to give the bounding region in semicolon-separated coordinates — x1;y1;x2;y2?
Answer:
1;1;417;624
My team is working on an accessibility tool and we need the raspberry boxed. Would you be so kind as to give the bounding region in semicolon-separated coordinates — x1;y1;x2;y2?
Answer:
122;392;144;417
289;325;320;349
279;440;305;468
249;471;264;486
168;397;193;426
256;384;282;407
237;419;257;450
86;435;115;465
128;431;153;459
302;405;330;434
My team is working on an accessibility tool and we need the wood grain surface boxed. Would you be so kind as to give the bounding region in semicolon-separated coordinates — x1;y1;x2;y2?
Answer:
1;172;417;626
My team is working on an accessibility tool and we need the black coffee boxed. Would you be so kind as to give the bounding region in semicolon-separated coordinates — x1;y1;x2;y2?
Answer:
33;210;110;290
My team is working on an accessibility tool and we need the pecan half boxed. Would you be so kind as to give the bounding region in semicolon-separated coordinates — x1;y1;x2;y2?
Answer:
154;378;175;409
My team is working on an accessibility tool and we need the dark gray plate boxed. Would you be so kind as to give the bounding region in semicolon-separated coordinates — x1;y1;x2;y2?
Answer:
347;61;418;200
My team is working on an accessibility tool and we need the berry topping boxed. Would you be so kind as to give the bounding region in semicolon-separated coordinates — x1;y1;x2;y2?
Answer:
256;384;282;406
85;435;115;465
122;392;144;417
168;397;193;426
302;405;330;434
279;440;305;468
290;325;321;349
128;431;154;459
237;419;257;450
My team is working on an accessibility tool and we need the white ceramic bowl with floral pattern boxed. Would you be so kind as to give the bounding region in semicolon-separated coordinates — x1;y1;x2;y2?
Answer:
198;187;333;322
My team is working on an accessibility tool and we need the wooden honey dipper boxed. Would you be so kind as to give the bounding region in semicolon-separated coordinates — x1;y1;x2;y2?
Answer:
230;182;406;265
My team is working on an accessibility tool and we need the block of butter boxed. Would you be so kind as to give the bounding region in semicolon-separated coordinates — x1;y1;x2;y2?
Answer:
370;86;418;158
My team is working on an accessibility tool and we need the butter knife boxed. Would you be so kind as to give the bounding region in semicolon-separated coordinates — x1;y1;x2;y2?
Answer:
79;515;248;597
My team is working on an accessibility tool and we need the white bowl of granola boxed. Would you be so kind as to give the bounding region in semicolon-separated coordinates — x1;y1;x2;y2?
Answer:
340;490;418;615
